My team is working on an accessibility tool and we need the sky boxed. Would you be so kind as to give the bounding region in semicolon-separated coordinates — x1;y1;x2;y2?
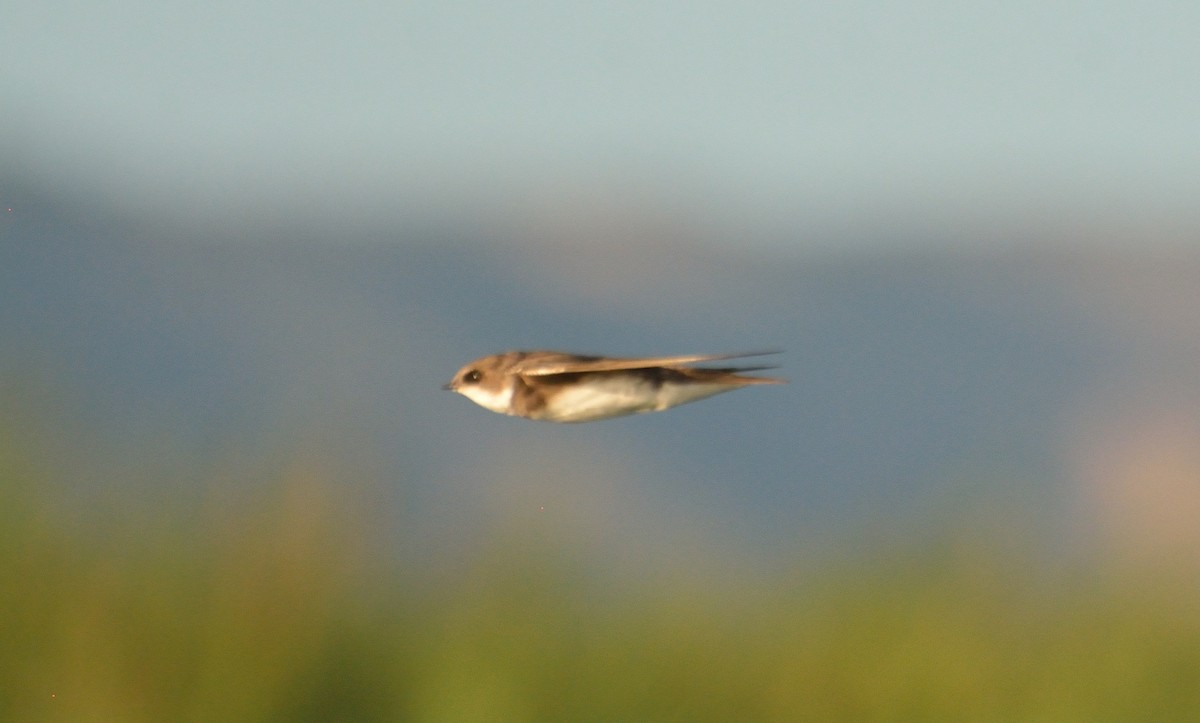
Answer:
4;2;1200;246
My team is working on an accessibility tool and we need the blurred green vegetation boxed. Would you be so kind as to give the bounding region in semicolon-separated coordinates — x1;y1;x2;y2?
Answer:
2;424;1200;722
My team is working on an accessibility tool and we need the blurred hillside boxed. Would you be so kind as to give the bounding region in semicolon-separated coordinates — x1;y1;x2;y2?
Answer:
4;178;1200;564
4;176;1200;718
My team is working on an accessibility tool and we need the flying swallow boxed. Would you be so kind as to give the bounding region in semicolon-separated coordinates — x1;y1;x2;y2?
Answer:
444;350;784;422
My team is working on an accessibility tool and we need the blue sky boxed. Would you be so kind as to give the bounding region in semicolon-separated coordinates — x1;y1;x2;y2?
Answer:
4;2;1199;246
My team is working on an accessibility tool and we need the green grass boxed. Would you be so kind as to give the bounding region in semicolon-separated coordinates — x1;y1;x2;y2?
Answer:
2;436;1199;721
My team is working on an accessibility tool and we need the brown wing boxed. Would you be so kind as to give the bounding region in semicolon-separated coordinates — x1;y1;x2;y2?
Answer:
516;350;781;376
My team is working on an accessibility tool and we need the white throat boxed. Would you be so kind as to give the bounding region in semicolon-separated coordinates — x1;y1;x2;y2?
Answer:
458;383;515;415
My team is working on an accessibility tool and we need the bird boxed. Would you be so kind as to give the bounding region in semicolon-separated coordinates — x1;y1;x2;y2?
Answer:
443;350;784;422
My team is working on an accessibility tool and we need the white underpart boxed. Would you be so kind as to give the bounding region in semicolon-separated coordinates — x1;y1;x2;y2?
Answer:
543;377;734;422
458;384;515;415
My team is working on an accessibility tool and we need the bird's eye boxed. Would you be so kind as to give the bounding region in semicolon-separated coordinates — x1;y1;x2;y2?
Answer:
463;369;482;384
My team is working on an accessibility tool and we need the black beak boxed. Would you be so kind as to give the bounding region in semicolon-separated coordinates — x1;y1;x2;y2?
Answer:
441;383;454;391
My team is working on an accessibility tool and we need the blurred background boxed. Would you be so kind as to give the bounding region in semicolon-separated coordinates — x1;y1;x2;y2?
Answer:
3;2;1200;719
